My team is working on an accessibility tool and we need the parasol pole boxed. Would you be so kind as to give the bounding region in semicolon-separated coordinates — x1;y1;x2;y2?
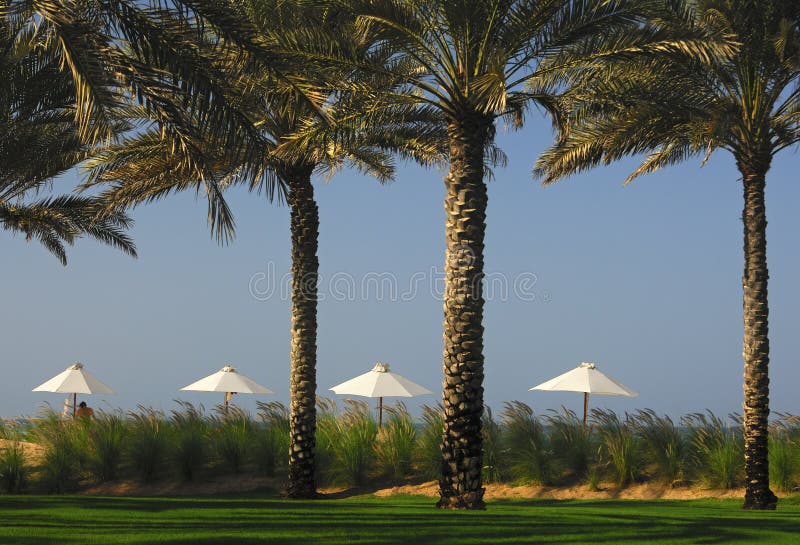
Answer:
378;397;383;428
73;393;77;419
583;392;589;428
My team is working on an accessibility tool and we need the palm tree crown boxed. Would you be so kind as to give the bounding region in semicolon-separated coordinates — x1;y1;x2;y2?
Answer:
537;0;799;184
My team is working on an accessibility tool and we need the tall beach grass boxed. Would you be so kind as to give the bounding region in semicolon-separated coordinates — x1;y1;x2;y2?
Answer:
127;406;171;483
31;411;82;493
7;403;799;494
85;410;127;483
375;403;416;481
482;406;505;483
545;408;593;480
502;402;552;485
633;409;688;483
170;401;209;481
684;412;743;489
416;404;444;481
0;420;27;493
211;406;252;474
329;400;378;486
253;401;289;477
592;409;644;486
770;413;800;492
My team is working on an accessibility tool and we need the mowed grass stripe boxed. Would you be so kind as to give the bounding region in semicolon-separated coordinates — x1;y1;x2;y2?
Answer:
0;495;798;544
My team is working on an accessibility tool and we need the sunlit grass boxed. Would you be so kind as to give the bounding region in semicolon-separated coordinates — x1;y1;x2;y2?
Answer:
0;495;798;545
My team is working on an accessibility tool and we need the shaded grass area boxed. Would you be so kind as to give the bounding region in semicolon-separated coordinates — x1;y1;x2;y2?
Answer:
0;495;799;545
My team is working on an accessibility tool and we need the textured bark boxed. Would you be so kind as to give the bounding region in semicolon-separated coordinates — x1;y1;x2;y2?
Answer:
285;165;320;499
738;157;778;510
436;114;492;510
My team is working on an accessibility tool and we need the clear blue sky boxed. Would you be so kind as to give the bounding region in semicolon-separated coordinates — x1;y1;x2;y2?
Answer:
3;111;799;420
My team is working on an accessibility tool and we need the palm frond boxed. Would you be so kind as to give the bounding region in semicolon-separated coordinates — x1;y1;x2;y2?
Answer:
536;0;800;185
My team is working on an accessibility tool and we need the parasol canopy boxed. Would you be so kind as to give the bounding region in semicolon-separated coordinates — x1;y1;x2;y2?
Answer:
33;362;114;417
180;364;273;410
329;362;432;426
529;361;638;426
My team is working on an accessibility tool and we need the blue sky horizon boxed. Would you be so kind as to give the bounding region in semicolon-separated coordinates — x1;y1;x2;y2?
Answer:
3;112;799;421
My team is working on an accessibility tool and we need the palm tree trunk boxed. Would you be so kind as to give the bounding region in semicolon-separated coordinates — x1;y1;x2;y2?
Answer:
437;114;492;510
738;159;778;510
285;165;320;499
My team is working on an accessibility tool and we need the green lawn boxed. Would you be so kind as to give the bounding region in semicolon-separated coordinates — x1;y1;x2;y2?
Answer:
1;495;798;544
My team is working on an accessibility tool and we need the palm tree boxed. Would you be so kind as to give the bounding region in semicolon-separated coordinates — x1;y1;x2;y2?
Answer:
536;0;796;510
85;0;443;498
332;0;722;509
1;7;135;263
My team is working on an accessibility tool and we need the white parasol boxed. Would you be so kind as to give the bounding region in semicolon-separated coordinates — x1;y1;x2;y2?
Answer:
180;364;273;410
529;361;638;426
32;362;114;417
329;362;432;427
